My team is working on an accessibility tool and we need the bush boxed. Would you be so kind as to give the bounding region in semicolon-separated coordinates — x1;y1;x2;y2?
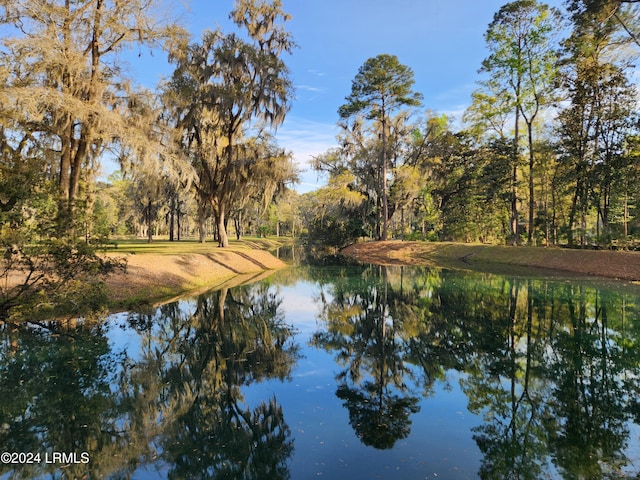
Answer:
1;231;125;321
0;182;124;321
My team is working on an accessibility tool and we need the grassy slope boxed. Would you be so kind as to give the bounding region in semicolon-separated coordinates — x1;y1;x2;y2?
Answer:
103;237;289;309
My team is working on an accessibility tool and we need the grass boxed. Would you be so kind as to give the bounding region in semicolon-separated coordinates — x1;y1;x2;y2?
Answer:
101;236;292;310
104;236;290;256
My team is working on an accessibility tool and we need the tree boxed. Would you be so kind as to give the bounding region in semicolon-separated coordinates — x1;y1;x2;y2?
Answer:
269;189;301;238
165;0;296;247
556;0;639;246
0;0;183;230
557;62;637;246
591;72;636;242
227;137;299;240
129;166;164;243
338;54;422;241
388;164;422;239
481;0;560;245
311;265;421;449
463;79;513;141
566;0;640;47
94;171;137;237
301;172;366;247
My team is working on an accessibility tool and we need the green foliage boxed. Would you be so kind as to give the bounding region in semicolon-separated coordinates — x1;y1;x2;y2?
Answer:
556;5;640;247
1;230;124;322
165;0;297;247
0;282;298;478
0;0;184;231
338;54;423;120
337;54;423;241
0;166;123;321
307;212;365;248
301;173;367;247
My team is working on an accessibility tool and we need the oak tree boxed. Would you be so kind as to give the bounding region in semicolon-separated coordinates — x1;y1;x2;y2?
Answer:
0;0;183;229
165;0;296;247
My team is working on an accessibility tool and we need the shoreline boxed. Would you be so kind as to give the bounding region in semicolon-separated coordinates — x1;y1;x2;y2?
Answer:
341;241;640;283
104;248;287;309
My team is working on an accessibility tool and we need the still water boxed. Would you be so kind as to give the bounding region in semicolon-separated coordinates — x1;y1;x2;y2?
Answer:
2;263;640;479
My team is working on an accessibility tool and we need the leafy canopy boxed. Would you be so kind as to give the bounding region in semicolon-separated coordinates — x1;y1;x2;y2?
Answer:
339;54;423;121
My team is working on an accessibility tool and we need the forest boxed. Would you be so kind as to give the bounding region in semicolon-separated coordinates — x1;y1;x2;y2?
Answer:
1;0;640;318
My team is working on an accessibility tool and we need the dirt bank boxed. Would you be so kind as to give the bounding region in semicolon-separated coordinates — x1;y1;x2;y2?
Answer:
341;241;640;282
105;249;286;308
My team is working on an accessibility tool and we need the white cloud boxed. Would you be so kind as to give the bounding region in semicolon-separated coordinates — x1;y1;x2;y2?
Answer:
277;117;338;167
440;105;469;129
296;84;325;93
276;117;338;193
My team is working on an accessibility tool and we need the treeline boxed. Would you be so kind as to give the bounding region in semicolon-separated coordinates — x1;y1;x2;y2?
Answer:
0;0;298;247
93;170;300;242
5;1;639;256
2;0;640;317
305;0;640;248
0;0;298;319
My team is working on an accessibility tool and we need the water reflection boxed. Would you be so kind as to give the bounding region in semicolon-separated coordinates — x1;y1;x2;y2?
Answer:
0;283;298;479
311;265;421;449
309;264;640;478
2;265;640;478
0;320;122;479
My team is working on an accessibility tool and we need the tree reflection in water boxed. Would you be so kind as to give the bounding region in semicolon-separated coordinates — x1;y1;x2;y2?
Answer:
126;283;299;480
311;265;423;449
310;263;640;478
0;282;299;479
0;319;125;479
3;266;640;478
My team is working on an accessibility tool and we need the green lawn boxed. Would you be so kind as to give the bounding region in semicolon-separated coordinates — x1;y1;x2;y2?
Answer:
105;236;292;255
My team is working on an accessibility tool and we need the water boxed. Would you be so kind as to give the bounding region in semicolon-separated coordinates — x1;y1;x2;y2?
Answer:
2;263;640;479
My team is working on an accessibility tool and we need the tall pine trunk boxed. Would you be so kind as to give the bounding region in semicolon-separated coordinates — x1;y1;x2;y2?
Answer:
510;103;520;245
381;106;389;241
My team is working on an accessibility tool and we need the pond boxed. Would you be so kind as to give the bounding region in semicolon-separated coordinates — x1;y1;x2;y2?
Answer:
2;263;640;479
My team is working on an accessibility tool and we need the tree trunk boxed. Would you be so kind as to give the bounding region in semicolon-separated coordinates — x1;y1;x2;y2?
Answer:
58;128;72;221
146;199;153;243
69;134;88;208
169;196;175;241
602;184;611;243
177;207;182;241
381;112;389;241
217;288;228;327
510;103;520;245
235;211;243;240
568;182;580;248
551;184;557;246
624;190;629;238
581;205;587;247
197;202;207;243
57;0;73;229
527;125;535;246
217;203;229;248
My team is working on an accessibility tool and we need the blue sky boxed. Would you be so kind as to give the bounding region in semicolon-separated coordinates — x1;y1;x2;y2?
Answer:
126;0;565;192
